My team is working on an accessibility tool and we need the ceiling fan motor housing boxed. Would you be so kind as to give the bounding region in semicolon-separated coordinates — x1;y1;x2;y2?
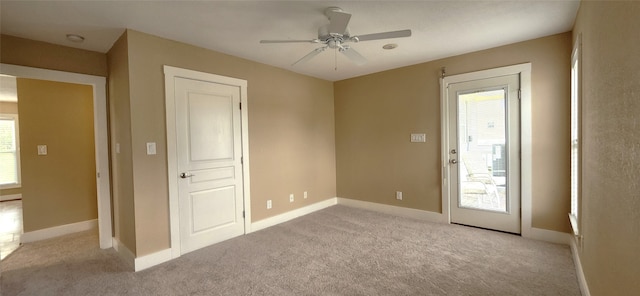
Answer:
318;25;351;46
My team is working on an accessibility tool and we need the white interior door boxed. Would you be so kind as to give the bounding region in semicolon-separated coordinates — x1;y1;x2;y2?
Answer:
448;74;520;234
175;76;244;254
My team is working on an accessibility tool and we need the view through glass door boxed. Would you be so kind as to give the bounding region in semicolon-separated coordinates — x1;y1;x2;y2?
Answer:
448;74;521;234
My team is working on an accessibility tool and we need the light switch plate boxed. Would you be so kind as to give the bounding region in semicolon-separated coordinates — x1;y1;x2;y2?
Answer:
410;133;426;142
146;142;157;155
37;145;47;155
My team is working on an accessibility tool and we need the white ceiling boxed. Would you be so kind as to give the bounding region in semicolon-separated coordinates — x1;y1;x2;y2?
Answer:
0;1;580;81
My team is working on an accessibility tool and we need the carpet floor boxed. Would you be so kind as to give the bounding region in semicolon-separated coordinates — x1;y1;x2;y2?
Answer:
0;205;580;295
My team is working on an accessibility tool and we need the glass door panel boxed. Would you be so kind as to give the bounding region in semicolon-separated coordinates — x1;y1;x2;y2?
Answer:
457;89;507;212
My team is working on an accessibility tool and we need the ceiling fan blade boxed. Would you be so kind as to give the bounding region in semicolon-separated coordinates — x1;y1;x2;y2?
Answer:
341;47;367;66
327;10;351;35
292;47;326;66
353;29;412;42
260;39;318;44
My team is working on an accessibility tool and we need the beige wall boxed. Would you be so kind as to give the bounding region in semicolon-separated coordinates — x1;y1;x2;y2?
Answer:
572;1;640;295
0;34;108;77
16;78;97;232
112;30;336;256
107;32;137;253
335;32;572;233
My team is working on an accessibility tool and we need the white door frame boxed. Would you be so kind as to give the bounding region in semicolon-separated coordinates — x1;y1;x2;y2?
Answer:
0;63;113;249
440;63;533;237
164;65;251;259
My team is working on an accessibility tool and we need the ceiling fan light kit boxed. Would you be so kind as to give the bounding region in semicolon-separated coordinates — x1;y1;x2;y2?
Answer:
260;7;411;68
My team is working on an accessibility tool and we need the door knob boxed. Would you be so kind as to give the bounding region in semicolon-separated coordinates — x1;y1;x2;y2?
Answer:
449;159;458;164
180;172;195;178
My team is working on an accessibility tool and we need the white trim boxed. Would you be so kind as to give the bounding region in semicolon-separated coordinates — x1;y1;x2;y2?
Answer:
112;237;135;270
22;219;97;243
440;77;451;224
520;67;533;239
163;65;250;259
440;63;532;236
249;198;338;233
337;198;447;224
134;248;173;272
570;236;591;296
0;193;21;201
0;63;113;249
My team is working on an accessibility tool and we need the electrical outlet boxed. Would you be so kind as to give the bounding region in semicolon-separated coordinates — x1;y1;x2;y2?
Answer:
267;200;272;209
396;191;403;200
289;194;294;202
304;191;308;199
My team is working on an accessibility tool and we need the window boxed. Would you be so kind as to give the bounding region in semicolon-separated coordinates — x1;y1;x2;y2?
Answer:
0;113;20;188
569;36;581;236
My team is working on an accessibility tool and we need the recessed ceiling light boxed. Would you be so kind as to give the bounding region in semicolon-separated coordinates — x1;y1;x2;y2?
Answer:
382;43;398;50
66;34;85;43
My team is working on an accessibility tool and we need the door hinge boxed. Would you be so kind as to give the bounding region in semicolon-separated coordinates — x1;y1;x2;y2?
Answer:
241;156;243;165
239;102;242;110
518;89;522;100
242;211;245;218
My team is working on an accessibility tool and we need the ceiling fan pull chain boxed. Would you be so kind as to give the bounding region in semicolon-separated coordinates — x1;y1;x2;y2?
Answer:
335;48;338;71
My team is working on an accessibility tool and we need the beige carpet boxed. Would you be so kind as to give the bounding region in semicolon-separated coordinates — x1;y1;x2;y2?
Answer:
1;205;580;295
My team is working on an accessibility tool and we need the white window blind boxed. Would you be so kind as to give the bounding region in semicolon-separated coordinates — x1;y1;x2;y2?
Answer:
0;114;20;188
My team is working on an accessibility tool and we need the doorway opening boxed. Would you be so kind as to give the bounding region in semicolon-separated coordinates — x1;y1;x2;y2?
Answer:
441;63;532;236
0;64;112;250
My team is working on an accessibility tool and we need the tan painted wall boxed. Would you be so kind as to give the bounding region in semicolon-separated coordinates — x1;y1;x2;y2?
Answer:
16;78;97;232
0;34;108;77
572;2;640;295
107;32;137;253
335;32;572;233
119;30;335;256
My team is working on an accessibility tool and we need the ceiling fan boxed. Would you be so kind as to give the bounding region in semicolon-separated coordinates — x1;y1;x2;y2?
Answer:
260;7;412;67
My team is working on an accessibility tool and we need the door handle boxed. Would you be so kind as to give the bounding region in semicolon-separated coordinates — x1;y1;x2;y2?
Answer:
180;172;195;179
449;159;458;164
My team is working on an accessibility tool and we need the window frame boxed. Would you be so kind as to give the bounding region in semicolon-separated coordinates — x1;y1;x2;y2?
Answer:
0;113;21;189
569;35;581;236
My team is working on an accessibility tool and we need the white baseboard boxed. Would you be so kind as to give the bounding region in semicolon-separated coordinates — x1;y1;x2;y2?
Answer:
524;227;571;245
113;237;173;272
249;198;338;233
337;197;447;224
570;237;591;296
0;193;21;201
112;237;135;270
135;248;173;272
22;219;97;243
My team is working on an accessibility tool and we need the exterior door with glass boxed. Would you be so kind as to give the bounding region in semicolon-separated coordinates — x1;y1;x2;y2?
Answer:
447;74;520;234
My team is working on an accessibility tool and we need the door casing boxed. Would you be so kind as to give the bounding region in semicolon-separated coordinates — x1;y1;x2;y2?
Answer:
440;63;533;236
164;66;251;259
0;63;112;249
